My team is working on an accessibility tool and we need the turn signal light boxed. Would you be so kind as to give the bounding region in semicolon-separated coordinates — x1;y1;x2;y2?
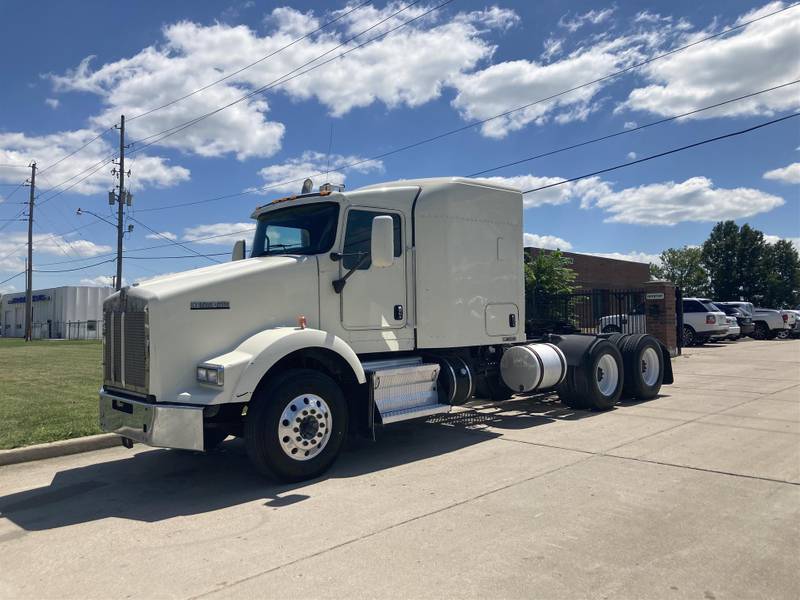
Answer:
782;314;788;322
706;315;716;324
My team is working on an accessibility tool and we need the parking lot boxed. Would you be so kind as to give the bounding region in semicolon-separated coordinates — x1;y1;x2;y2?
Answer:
0;339;798;599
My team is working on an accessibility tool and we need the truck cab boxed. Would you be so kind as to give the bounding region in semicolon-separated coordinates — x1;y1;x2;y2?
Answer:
99;177;672;481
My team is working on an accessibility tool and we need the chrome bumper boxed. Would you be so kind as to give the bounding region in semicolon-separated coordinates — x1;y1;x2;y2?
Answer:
99;389;204;451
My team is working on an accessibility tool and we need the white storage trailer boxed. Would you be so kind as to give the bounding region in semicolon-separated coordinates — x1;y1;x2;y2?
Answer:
1;285;112;339
99;177;673;481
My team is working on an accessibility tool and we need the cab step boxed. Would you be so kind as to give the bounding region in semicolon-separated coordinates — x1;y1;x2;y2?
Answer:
362;358;449;424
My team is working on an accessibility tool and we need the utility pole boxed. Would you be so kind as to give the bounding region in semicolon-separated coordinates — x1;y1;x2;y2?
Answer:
24;161;36;342
115;115;126;291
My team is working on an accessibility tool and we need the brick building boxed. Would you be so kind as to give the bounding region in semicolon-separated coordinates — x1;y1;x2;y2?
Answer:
525;248;651;289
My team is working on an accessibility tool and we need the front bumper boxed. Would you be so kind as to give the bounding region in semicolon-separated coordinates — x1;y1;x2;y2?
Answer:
99;389;204;451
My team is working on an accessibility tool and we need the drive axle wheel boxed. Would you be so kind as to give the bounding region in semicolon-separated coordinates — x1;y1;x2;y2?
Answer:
245;369;347;482
557;340;623;411
620;334;663;400
752;322;769;340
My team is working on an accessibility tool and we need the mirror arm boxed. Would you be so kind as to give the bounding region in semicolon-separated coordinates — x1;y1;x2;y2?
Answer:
332;253;370;294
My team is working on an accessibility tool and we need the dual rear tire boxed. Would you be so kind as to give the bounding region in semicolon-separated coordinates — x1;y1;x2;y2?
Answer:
558;334;664;410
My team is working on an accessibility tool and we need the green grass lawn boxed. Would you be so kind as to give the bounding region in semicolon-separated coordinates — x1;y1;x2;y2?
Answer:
0;338;103;449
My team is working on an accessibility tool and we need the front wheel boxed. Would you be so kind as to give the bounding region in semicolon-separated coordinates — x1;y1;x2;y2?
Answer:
245;369;348;482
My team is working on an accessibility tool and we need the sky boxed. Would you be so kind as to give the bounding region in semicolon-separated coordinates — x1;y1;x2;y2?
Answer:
0;0;798;293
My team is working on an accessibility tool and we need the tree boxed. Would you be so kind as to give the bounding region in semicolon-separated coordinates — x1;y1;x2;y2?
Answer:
524;250;576;297
650;246;710;296
702;221;742;300
736;224;767;301
761;240;800;307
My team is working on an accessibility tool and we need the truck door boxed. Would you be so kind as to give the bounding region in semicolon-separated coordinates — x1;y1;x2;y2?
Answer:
339;208;407;331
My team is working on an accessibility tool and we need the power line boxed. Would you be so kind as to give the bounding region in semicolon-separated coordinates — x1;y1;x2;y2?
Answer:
520;113;800;195
127;0;449;154
126;216;222;263
37;126;117;175
0;271;25;287
34;257;117;273
469;79;800;177
126;1;372;123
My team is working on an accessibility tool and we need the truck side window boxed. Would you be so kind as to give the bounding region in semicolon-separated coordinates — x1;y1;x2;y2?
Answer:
342;210;401;270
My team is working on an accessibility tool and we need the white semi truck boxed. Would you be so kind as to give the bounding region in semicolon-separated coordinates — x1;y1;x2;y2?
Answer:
99;177;673;481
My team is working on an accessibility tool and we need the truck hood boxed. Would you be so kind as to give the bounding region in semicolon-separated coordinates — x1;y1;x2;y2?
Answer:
106;255;320;401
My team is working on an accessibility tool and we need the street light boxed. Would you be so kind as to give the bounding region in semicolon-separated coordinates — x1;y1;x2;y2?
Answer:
76;208;133;291
76;208;133;233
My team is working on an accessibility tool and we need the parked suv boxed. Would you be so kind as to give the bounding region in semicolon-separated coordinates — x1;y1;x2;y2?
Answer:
714;303;754;337
681;298;728;346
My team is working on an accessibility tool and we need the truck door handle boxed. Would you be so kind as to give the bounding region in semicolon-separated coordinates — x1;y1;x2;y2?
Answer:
509;313;516;328
394;305;404;321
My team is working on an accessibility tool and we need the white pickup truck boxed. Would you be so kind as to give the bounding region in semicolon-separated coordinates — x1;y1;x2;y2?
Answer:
98;177;673;481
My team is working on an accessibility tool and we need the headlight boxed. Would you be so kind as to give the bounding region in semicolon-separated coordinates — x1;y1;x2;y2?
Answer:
197;364;224;386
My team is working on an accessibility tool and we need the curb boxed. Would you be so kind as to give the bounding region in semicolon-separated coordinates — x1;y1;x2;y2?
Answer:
0;433;123;467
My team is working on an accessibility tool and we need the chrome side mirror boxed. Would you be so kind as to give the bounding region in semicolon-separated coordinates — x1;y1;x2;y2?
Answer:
371;216;394;268
231;239;246;261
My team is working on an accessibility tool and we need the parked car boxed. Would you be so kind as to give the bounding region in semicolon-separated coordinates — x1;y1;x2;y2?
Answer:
598;303;645;334
714;303;754;337
712;316;741;341
787;310;800;338
751;308;789;340
717;302;787;340
776;310;798;339
681;298;728;346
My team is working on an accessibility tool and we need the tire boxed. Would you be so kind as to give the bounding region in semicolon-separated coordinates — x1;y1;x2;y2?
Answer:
775;329;790;340
682;325;695;347
602;325;621;334
476;374;514;401
203;427;229;451
245;369;348;482
557;340;624;411
752;322;769;340
694;336;707;346
620;334;664;401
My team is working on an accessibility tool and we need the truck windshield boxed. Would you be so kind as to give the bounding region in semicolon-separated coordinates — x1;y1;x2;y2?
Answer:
251;202;339;257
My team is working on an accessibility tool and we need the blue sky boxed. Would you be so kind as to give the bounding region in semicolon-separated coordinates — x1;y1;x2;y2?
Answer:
0;0;798;292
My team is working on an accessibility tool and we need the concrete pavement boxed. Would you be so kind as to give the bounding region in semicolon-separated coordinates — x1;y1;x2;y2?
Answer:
1;339;798;599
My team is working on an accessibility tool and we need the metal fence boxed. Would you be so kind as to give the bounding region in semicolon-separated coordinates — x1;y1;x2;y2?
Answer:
29;320;101;340
526;288;647;336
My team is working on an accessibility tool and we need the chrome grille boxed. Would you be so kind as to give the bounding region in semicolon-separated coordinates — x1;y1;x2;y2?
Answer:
124;312;147;388
103;307;149;394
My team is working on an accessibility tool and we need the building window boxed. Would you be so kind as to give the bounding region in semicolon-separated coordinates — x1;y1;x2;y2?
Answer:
87;320;97;332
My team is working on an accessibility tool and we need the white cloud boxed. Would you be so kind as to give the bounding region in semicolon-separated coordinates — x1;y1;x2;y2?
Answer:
622;2;800;119
49;6;511;159
79;275;115;287
0;232;112;271
483;174;608;208
0;129;190;194
623;121;637;129
182;222;254;245
558;8;616;33
583;251;662;264
763;162;800;184
523;233;573;250
580;176;785;225
627;151;637;160
764;234;800;251
541;37;564;61
0;283;17;294
45;98;60;109
256;151;383;195
145;231;177;241
451;36;648;137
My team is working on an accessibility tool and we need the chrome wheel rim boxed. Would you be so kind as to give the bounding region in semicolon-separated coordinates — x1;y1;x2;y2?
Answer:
640;347;660;387
596;353;619;397
683;327;694;345
277;394;332;461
